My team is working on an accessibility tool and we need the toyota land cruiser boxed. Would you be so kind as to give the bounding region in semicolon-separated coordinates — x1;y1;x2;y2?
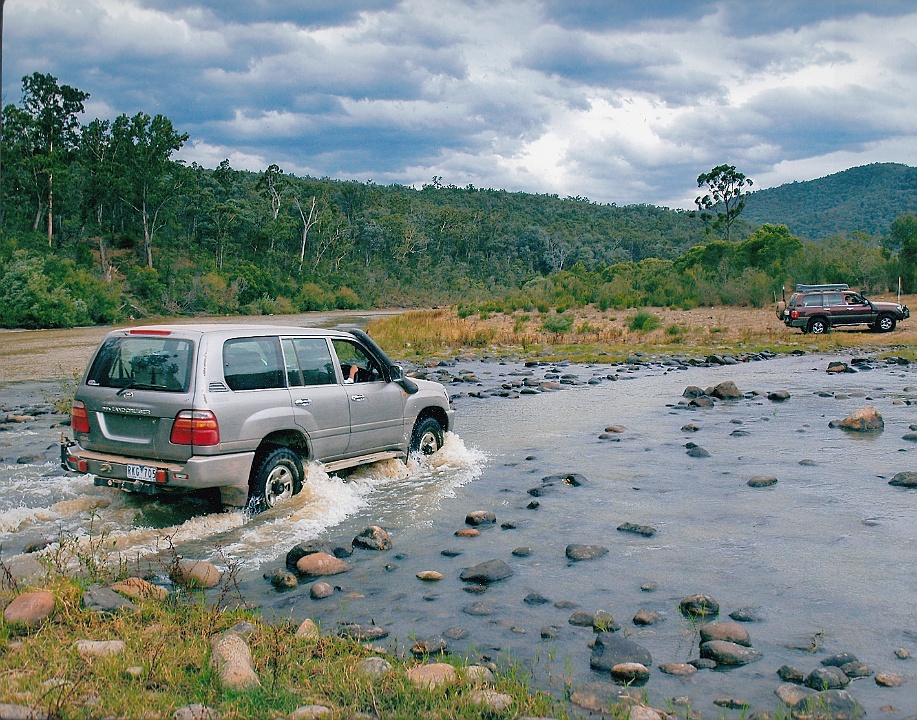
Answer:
61;325;454;510
777;284;909;334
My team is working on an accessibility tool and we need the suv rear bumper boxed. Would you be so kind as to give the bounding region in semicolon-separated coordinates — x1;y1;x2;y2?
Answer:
61;438;253;494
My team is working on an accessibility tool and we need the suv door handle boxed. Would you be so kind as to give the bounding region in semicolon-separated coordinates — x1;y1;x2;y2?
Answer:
350;394;365;402
294;398;311;406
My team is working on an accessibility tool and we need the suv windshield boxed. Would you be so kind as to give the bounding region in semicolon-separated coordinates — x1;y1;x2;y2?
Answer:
87;336;193;392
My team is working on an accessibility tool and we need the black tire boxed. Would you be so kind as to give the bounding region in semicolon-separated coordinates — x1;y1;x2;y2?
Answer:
873;314;896;332
249;447;303;511
808;317;829;335
410;417;445;455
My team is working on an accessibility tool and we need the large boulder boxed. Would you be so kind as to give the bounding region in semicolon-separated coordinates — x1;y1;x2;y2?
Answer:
712;381;742;399
836;406;884;432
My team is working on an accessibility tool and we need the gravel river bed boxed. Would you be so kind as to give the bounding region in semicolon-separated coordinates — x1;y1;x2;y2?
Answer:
1;350;916;718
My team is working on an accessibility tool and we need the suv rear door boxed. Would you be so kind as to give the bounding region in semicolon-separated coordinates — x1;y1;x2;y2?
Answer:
283;337;351;460
77;329;197;462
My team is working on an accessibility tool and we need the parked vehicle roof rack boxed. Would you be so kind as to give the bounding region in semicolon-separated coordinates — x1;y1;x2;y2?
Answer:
794;283;850;292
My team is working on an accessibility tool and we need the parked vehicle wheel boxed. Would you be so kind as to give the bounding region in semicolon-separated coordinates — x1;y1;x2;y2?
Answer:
410;417;445;455
249;447;303;510
873;313;896;332
807;317;829;335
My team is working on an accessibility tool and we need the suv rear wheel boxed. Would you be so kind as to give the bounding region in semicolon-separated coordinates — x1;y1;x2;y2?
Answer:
249;447;303;511
410;417;444;455
807;317;829;335
873;313;896;332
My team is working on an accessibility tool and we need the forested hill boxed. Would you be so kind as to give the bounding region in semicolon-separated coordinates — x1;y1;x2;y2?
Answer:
742;163;917;239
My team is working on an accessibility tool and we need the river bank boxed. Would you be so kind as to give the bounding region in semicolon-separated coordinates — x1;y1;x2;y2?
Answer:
2;345;916;718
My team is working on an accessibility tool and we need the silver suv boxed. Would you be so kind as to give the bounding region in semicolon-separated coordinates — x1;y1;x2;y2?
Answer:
62;325;454;510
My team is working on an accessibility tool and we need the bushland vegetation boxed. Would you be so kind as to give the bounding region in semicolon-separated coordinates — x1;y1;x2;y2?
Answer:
0;72;914;330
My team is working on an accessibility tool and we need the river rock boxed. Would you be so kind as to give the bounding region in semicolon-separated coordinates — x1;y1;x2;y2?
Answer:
822;652;857;667
465;510;496;526
686;445;711;457
565;544;608;561
769;390;791;401
295;618;319;639
463;601;496;616
689;396;715;408
460;559;513;583
712;381;742;399
889;472;917;488
747;475;778;488
776;681;816;706
791;689;864;720
681;423;700;432
604;424;626;433
512;546;533;557
406;662;456;687
875;671;904;687
778;664;806;683
617;522;656;537
524;592;551;605
455;528;479;537
296;552;351;577
836;406;884;432
172;705;219;720
805;666;849;689
699;621;751;646
338;624;388;641
111;577;169;601
0;704;50;720
417;571;443;581
356;656;392;679
74;639;127;659
679;594;719;617
610;662;649;684
210;633;260;690
840;661;871;678
266;568;298;589
659;662;696;676
589;632;652;671
411;636;448;656
309;581;334;599
470;689;513;712
632;609;663;626
683;386;705;398
288;706;331;719
353;526;392;551
171;559;222;589
3;590;55;626
569;682;629;713
83;584;138;614
699;640;761;666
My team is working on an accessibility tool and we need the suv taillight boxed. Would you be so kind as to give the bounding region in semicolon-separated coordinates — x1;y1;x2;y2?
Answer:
170;410;220;446
71;400;90;433
790;310;799;319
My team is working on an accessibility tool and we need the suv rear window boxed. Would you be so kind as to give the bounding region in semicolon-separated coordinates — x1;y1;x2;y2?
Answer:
223;337;285;391
87;336;193;392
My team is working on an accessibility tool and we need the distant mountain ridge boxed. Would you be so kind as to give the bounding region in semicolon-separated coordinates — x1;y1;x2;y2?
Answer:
741;162;917;239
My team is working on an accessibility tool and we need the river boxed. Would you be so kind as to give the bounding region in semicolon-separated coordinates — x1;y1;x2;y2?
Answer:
1;349;915;717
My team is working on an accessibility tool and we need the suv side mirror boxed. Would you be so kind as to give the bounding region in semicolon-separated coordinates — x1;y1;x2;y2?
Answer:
389;364;419;394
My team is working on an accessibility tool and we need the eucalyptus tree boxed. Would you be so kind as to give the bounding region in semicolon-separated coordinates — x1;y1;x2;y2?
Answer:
3;72;88;244
109;112;188;268
695;164;753;242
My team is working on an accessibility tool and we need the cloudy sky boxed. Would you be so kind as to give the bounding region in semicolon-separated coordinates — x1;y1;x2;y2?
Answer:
4;0;916;208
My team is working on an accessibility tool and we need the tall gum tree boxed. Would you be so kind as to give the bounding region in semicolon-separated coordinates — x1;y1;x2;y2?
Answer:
695;164;753;243
110;112;188;268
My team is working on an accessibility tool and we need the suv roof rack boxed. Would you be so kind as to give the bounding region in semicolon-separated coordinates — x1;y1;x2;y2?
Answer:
795;283;849;292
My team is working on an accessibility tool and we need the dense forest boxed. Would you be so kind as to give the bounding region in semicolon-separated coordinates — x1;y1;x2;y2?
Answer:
742;163;917;239
0;73;915;330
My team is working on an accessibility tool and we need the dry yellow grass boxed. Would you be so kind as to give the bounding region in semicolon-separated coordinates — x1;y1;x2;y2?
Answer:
368;296;917;363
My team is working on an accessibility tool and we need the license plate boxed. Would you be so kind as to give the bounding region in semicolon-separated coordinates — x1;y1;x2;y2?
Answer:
126;464;157;482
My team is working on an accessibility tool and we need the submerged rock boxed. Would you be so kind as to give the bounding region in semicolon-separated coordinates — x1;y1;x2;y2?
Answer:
460;559;513;584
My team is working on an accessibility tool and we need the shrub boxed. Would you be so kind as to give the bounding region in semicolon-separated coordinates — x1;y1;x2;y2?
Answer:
628;309;661;332
296;282;332;311
541;312;573;334
335;286;361;309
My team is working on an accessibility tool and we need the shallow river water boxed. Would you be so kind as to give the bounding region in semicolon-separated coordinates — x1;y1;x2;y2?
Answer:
1;352;916;717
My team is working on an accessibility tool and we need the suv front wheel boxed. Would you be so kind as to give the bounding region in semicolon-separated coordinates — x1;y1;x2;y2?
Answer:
249;447;304;511
873;314;896;332
410;417;445;455
807;317;830;335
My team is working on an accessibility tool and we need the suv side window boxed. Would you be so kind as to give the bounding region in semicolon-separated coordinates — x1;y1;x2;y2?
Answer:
223;337;285;391
823;292;844;306
331;339;383;384
282;338;336;387
801;293;824;307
